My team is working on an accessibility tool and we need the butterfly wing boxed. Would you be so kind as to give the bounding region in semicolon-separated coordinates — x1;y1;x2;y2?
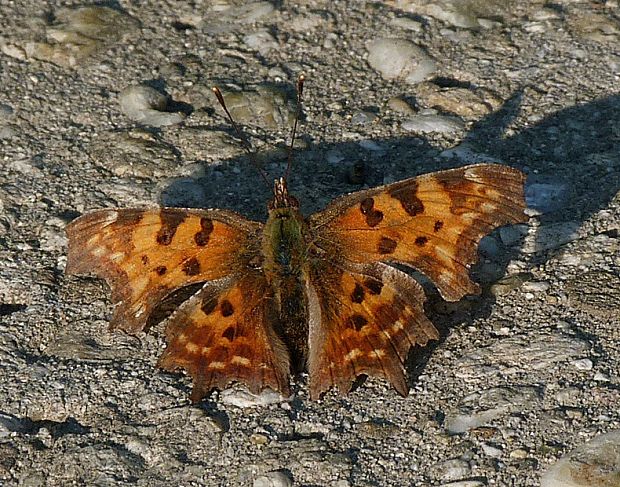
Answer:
67;208;291;398
310;164;527;301
306;164;527;397
306;261;438;399
158;271;290;400
66;208;262;333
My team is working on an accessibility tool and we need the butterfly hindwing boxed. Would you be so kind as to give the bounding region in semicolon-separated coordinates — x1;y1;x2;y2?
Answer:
306;261;439;399
310;164;527;302
66;208;262;333
158;272;291;400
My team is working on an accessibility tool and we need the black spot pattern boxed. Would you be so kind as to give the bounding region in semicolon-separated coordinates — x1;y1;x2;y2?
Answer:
220;300;234;317
348;314;368;331
222;326;235;341
378;236;397;254
351;283;365;304
156;210;186;245
201;298;217;315
415;236;428;246
390;183;425;216
194;217;214;246
182;256;201;276
359;197;384;227
364;279;383;295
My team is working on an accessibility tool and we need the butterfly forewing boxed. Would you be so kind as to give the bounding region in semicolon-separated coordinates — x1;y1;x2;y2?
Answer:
309;164;527;302
66;208;262;333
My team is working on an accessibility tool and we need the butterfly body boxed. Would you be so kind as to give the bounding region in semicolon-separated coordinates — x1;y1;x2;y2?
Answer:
262;184;312;370
66;163;527;400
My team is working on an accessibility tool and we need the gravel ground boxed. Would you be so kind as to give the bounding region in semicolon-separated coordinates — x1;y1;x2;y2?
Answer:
1;1;619;486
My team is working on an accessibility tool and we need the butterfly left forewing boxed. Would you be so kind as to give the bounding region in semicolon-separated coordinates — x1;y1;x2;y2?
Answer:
66;208;261;333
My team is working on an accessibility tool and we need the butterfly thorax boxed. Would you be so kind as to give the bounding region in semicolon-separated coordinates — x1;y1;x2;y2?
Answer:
262;180;310;370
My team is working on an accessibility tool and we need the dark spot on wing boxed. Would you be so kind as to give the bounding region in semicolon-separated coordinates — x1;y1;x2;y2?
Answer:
359;197;384;227
155;265;167;275
378;236;397;254
182;256;201;276
389;183;425;216
141;255;149;265
201;298;217;315
156;210;186;245
364;278;383;295
434;220;444;232
115;211;143;227
348;314;368;331
415;236;428;246
360;198;374;214
222;326;235;341
351;283;365;304
195;217;214;246
220;299;234;317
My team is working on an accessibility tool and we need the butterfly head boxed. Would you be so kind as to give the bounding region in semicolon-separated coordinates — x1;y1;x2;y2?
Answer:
269;177;299;210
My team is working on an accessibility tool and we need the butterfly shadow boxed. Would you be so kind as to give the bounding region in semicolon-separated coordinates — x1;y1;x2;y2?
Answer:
156;88;619;396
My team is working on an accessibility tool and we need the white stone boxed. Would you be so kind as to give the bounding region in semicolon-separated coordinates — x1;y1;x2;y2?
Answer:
118;85;185;127
220;388;288;408
402;114;465;133
253;471;292;487
572;358;593;371
367;38;436;84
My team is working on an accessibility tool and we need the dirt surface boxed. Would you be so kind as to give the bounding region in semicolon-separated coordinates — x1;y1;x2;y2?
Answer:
0;1;619;486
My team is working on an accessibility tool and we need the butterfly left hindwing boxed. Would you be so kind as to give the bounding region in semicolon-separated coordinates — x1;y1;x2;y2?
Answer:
158;272;291;400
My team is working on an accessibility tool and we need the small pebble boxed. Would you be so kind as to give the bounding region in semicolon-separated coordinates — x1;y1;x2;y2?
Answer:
572;358;593;371
387;96;415;115
118;85;185;127
401;114;465;133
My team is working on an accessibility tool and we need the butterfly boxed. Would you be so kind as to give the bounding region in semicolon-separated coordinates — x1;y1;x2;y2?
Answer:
65;79;527;401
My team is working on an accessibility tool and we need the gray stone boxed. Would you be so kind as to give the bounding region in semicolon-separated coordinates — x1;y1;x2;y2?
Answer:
401;114;465;133
118;85;186;127
1;6;138;67
367;38;436;84
541;430;620;487
445;387;542;434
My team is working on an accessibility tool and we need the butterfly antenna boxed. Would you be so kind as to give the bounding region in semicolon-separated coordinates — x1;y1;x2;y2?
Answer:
284;74;305;181
211;86;270;188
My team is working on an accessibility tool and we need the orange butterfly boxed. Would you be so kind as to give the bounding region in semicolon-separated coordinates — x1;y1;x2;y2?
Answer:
66;78;527;400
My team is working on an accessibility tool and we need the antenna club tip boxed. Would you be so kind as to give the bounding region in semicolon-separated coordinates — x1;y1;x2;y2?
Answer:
299;74;305;81
211;86;220;94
